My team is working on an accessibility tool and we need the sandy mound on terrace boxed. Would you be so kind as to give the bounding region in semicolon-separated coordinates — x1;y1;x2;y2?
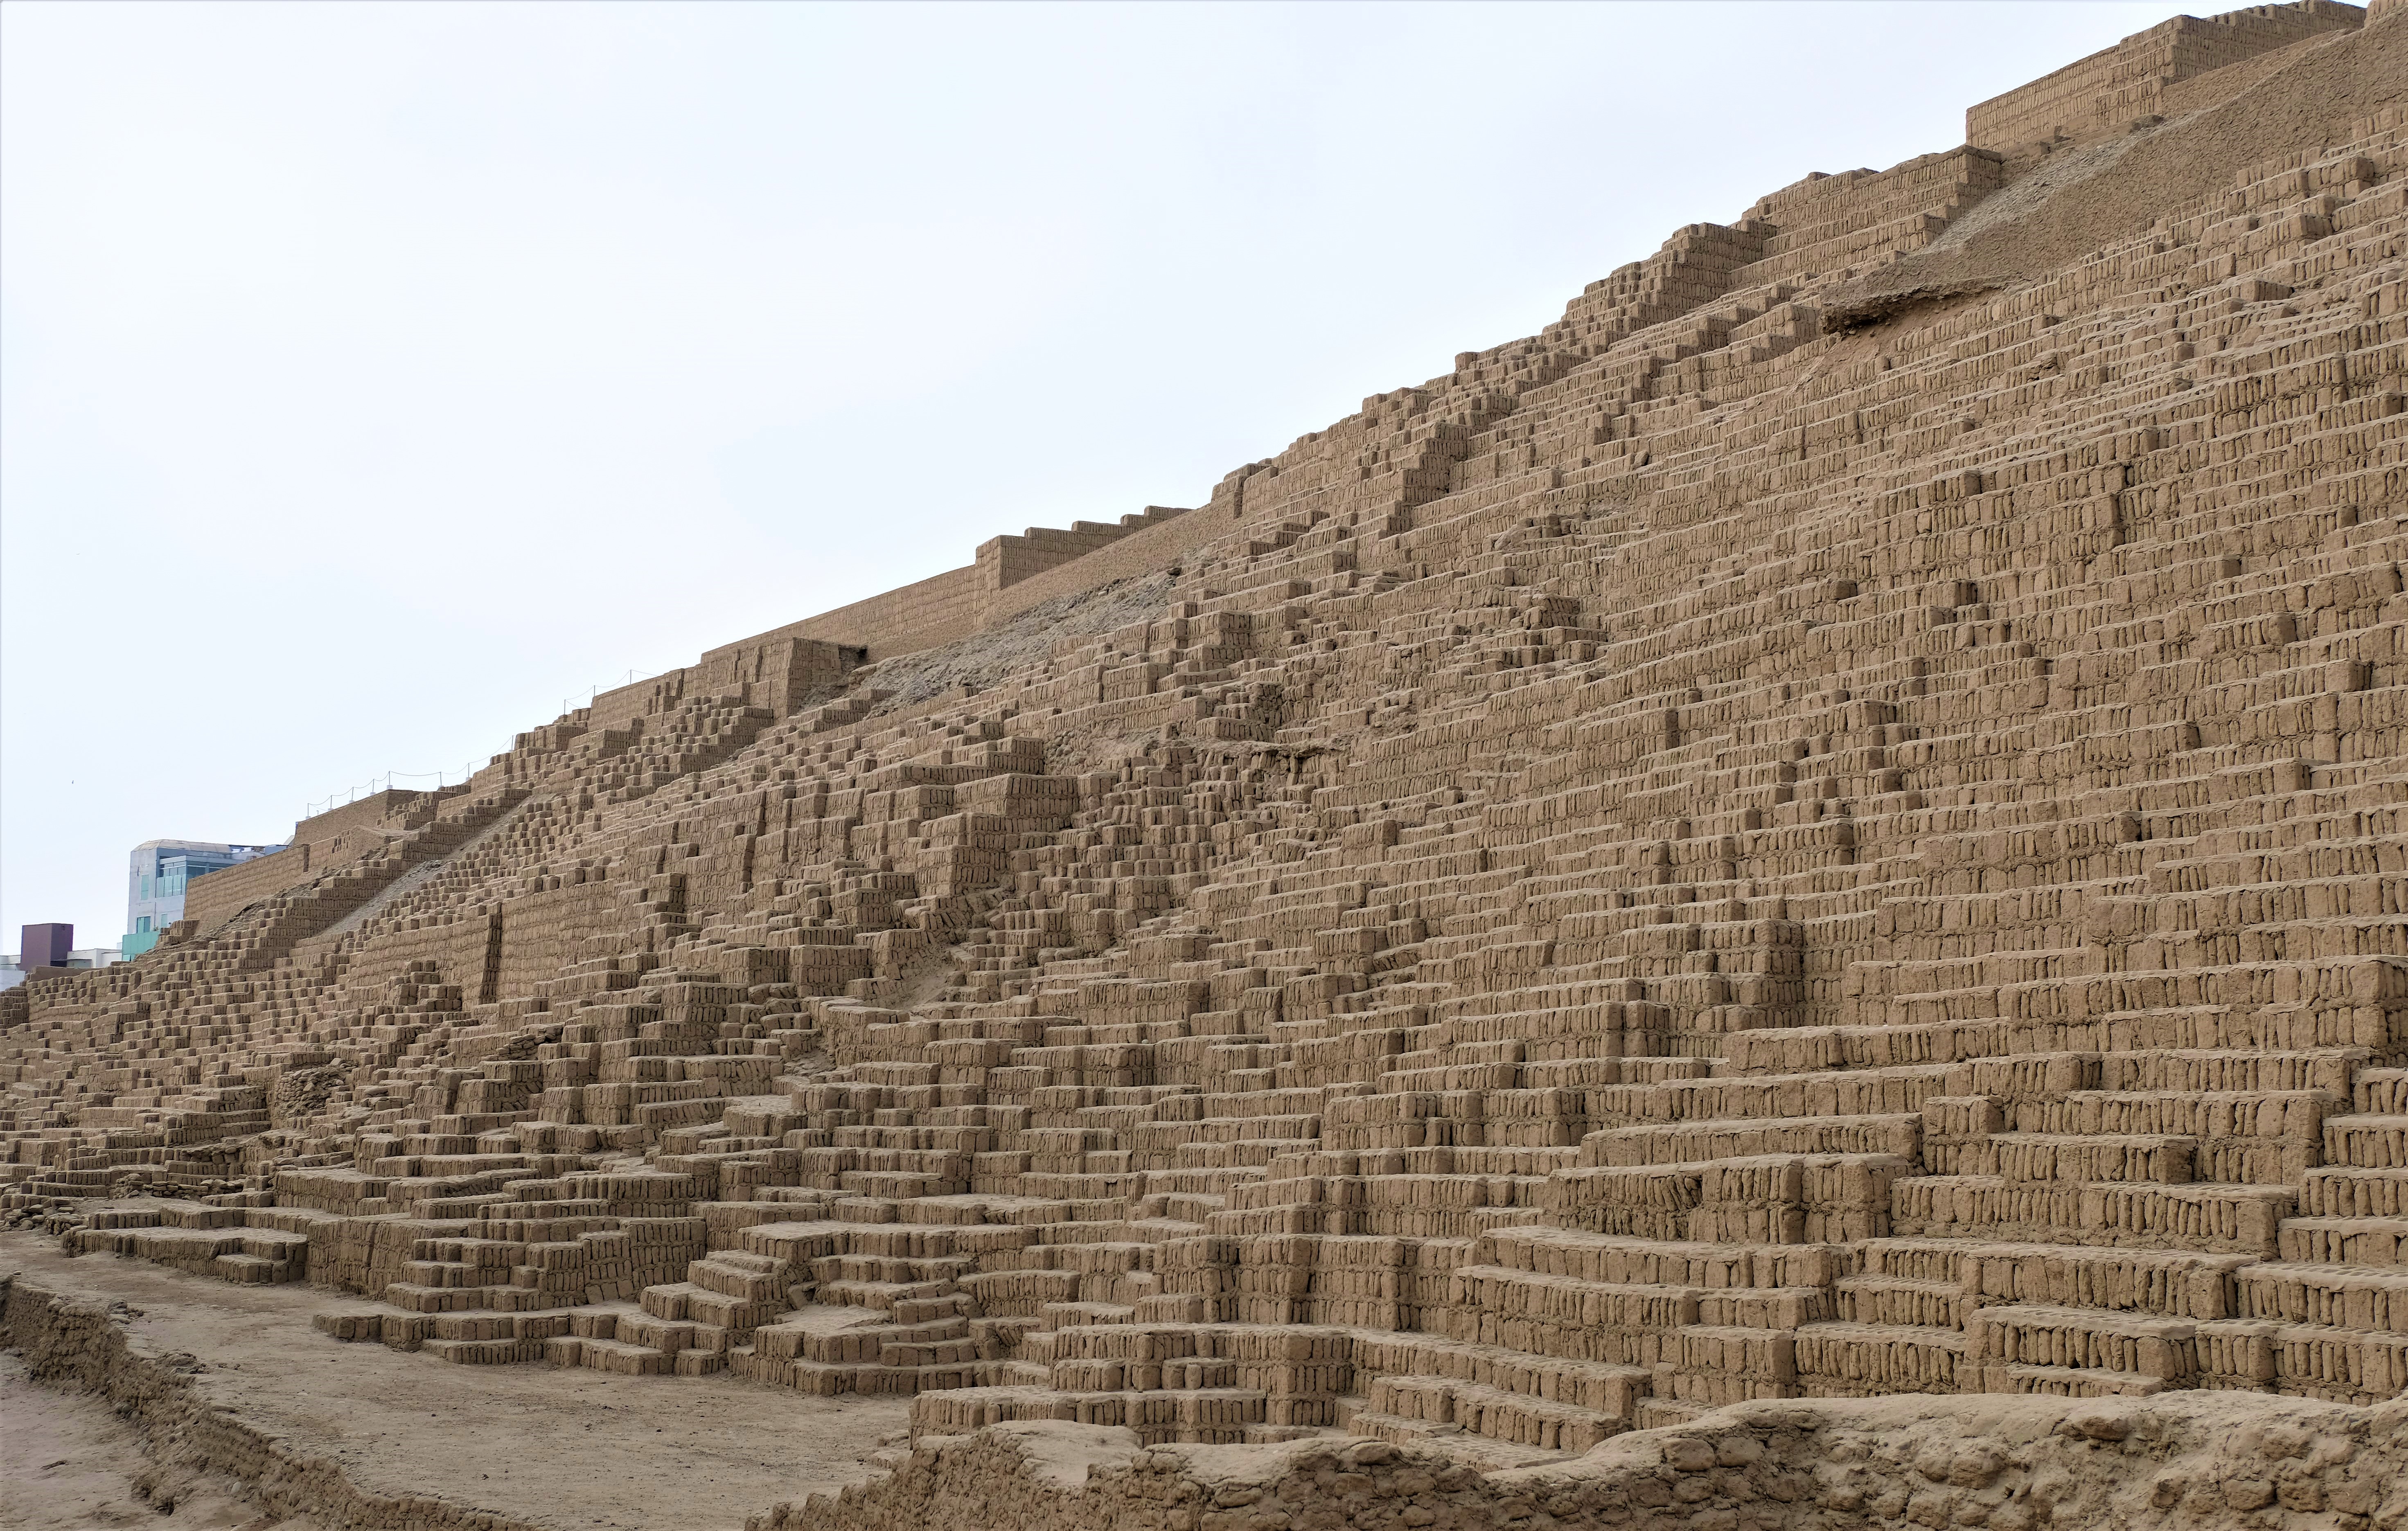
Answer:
1828;11;2406;325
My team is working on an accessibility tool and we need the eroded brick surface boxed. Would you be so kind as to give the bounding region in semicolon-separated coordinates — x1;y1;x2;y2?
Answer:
7;4;2408;1517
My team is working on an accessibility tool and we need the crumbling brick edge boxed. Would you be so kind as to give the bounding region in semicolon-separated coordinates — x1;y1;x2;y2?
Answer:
756;1393;2408;1531
0;1272;548;1531
10;1262;2405;1531
1818;280;2009;334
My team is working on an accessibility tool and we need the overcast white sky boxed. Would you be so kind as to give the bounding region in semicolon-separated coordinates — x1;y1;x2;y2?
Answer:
2;0;2180;950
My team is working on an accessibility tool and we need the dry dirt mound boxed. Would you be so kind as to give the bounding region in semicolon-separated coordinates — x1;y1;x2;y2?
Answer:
1829;11;2406;325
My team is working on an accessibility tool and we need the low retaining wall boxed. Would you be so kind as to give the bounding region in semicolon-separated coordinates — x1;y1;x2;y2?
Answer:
752;1391;2408;1531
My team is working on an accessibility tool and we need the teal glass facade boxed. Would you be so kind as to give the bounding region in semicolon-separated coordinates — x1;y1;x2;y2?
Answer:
124;838;284;955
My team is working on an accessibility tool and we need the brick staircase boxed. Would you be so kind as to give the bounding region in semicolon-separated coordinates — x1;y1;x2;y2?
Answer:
7;1;2407;1477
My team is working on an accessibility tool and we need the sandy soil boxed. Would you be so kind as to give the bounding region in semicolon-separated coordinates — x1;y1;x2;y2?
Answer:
853;571;1174;715
1826;14;2406;323
0;1231;910;1531
1;1347;323;1531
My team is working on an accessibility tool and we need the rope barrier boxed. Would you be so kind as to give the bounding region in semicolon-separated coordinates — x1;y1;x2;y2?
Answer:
298;669;663;821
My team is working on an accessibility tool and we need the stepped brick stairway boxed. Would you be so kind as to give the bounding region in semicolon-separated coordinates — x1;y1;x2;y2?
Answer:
7;0;2408;1486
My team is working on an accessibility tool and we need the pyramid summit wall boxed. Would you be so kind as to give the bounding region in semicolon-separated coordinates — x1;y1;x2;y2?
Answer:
1966;0;2364;153
7;6;2408;1526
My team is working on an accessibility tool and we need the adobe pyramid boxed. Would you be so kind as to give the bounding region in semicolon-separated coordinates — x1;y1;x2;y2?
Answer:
7;5;2408;1526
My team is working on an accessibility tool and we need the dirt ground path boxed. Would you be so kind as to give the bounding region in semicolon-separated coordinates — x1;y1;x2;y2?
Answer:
2;1346;326;1531
0;1232;909;1531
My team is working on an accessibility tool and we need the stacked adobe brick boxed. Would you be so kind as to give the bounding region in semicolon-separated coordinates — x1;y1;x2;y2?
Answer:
6;0;2408;1495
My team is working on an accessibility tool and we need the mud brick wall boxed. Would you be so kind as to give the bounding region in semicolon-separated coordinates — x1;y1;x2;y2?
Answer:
1968;1;2361;151
765;509;1195;665
760;1399;2408;1531
13;9;2408;1516
184;790;443;933
309;912;499;1012
490;880;628;1001
978;510;1190;594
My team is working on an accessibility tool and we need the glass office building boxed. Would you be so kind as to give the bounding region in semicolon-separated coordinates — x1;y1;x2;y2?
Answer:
124;839;284;956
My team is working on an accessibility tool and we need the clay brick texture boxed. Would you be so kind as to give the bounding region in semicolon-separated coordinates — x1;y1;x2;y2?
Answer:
7;2;2408;1513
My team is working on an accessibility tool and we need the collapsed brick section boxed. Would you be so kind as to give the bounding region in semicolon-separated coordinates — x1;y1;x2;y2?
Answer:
7;1;2408;1503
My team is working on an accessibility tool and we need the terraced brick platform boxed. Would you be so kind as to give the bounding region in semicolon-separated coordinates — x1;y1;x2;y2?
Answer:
8;5;2408;1528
